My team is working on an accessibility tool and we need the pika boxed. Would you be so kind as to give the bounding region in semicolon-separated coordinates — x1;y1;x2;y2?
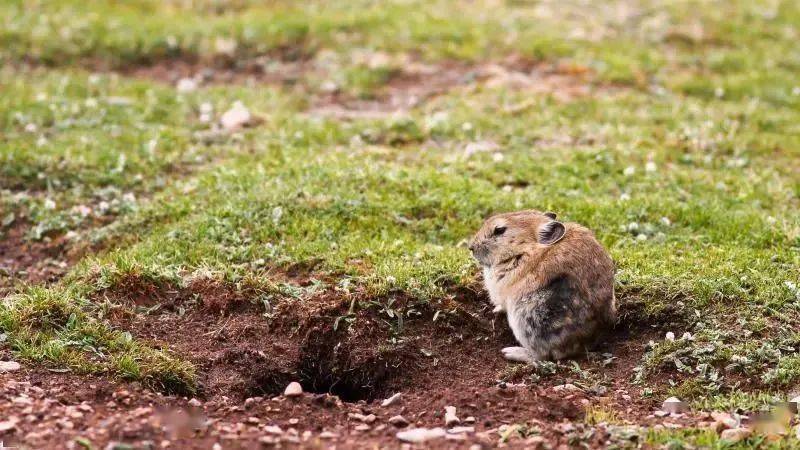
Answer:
468;210;615;362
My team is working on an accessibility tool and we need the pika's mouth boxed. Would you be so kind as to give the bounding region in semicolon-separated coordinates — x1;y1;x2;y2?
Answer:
469;246;491;267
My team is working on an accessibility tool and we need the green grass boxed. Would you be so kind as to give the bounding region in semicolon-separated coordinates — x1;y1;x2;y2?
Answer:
1;0;800;429
645;427;800;449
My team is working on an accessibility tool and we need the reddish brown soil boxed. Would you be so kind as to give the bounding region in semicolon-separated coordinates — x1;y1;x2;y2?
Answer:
109;53;614;121
0;220;75;296
1;267;699;449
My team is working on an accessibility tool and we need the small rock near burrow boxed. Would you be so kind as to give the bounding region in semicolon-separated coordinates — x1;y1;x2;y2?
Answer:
187;398;202;407
0;361;21;372
284;382;303;397
397;427;447;443
264;425;283;435
720;427;751;443
552;383;580;392
382;393;402;407
444;406;460;427
348;413;377;423
662;397;688;414
0;420;17;433
319;431;339;439
388;415;409;427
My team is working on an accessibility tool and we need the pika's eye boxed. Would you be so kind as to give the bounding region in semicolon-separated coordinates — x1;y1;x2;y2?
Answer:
493;226;507;236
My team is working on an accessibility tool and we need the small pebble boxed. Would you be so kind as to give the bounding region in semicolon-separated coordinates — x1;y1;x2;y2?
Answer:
720;427;751;443
0;361;21;372
662;397;688;414
444;406;460;426
284;382;303;397
382;393;402;407
389;415;409;427
397;427;447;443
176;78;198;93
220;101;253;131
264;425;283;435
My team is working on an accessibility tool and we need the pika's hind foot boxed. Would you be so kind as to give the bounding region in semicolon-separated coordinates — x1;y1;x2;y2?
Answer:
501;346;536;363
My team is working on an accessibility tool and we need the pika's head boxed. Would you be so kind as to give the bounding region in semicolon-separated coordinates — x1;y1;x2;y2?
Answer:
468;210;566;267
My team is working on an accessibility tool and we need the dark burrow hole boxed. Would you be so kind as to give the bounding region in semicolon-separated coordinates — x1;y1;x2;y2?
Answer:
245;323;406;403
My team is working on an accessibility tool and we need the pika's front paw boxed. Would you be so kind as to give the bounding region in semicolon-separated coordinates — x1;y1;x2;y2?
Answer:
492;305;504;313
501;346;535;364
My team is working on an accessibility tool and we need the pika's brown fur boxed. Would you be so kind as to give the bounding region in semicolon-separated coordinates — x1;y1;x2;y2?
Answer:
469;210;615;362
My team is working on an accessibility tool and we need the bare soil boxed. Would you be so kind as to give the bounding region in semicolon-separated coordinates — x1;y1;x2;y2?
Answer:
1;266;697;448
0;220;74;297
113;53;618;120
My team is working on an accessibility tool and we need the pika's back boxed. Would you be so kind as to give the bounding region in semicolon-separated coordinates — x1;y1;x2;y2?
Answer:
527;223;615;322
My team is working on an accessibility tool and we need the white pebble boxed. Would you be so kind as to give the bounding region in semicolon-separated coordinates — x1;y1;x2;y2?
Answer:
382;393;402;407
264;425;283;434
396;427;446;443
177;77;198;93
0;361;21;372
444;406;459;426
220;101;252;131
284;382;303;397
388;415;409;427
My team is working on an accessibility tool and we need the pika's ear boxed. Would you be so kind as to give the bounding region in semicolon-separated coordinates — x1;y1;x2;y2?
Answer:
544;211;557;220
538;220;565;245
